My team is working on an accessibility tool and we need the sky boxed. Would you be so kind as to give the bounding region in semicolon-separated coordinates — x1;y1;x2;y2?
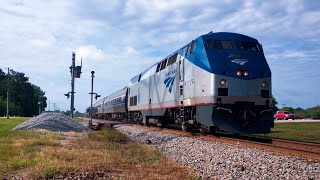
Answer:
0;0;319;112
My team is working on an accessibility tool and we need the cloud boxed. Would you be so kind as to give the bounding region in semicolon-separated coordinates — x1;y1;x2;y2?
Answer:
76;45;105;62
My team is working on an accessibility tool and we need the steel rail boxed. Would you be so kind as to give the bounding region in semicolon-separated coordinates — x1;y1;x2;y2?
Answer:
133;125;320;161
84;118;320;160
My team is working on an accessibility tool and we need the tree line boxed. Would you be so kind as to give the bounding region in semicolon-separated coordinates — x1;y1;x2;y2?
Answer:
0;68;47;117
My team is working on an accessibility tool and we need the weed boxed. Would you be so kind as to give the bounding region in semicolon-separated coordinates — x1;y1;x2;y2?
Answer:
89;127;129;143
0;118;193;179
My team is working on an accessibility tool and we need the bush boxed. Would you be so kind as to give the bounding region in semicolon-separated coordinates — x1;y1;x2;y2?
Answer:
310;110;320;119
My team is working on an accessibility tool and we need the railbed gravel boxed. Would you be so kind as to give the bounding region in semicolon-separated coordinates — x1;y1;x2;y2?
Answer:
12;112;91;132
115;125;320;179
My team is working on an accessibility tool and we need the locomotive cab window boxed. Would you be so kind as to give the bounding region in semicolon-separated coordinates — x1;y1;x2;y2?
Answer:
186;41;195;56
204;40;233;49
235;41;261;52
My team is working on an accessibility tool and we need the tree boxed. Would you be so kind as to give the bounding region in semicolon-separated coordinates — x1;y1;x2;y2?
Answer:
281;107;295;113
74;111;84;117
0;68;47;116
64;110;71;116
271;96;279;113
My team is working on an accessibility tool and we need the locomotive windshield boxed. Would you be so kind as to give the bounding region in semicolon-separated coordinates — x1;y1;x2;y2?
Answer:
235;41;262;52
204;39;262;52
204;40;233;49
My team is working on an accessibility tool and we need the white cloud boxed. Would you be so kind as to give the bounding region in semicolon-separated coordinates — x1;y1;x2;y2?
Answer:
76;45;105;62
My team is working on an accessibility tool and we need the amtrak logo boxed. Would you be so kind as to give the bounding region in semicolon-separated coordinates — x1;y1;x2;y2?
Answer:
231;58;248;65
164;76;175;93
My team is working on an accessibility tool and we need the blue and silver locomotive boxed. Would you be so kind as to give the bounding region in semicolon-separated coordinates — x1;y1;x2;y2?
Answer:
93;32;274;134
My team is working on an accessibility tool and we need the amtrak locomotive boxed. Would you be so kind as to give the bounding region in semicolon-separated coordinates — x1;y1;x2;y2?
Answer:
91;32;274;134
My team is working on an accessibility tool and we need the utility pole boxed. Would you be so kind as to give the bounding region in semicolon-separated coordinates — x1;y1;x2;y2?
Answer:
65;52;82;119
89;71;100;126
42;93;43;112
40;95;42;113
38;102;41;115
6;67;10;119
70;52;75;118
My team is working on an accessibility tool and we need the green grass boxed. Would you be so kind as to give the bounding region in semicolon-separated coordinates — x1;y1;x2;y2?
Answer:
267;122;320;143
0;117;29;135
0;117;61;176
0;118;192;179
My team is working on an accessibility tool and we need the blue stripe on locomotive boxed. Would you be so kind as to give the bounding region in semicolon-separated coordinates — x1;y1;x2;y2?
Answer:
181;32;271;79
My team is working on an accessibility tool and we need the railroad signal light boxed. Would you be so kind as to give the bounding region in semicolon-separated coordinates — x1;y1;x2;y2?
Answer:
75;66;82;78
64;93;70;99
95;94;101;100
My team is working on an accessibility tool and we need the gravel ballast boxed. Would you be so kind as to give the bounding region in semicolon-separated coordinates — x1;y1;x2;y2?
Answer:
115;125;320;179
12;112;91;132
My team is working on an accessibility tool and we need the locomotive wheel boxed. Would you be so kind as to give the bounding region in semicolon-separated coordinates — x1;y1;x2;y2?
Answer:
199;126;208;135
181;123;188;131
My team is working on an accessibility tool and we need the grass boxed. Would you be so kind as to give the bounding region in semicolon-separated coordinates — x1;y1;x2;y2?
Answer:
0;117;193;179
267;122;320;143
0;117;62;176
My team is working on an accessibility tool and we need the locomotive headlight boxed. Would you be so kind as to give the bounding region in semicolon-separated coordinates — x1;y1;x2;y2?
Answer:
236;70;242;76
220;79;227;86
262;81;268;87
243;70;249;76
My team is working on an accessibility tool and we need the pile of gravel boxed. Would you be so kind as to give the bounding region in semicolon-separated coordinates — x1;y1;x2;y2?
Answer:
115;125;320;179
12;112;91;132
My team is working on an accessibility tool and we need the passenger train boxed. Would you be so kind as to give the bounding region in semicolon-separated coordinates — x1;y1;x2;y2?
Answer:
89;32;274;134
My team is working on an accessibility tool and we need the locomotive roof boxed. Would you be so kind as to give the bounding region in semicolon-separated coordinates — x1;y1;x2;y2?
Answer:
128;32;261;84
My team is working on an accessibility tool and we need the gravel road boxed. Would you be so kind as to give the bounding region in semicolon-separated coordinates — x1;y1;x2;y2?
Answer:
115;125;320;179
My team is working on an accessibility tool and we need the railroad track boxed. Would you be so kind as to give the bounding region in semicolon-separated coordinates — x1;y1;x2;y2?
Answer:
84;118;320;160
132;125;320;161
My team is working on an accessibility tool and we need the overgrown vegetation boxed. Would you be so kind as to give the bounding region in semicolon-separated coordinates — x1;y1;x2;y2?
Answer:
272;96;320;119
0;118;192;179
279;106;320;119
0;68;47;117
268;122;320;143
